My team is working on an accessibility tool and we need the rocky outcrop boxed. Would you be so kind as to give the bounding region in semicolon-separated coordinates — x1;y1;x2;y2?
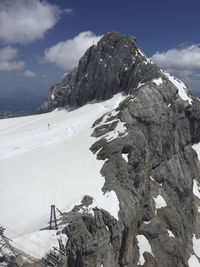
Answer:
39;32;200;266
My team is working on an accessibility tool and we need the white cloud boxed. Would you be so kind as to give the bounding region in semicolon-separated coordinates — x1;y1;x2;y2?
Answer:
0;46;25;71
23;70;36;77
43;31;102;70
151;44;200;72
151;44;200;93
63;8;74;14
0;45;17;61
0;0;65;44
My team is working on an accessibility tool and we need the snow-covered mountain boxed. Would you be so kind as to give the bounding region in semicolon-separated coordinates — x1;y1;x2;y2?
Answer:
1;32;200;267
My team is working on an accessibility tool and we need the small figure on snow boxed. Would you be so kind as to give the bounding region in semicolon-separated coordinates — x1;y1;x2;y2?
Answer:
48;123;50;130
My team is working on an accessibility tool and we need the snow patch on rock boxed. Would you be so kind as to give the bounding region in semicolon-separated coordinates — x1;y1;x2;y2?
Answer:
167;229;175;238
150;176;155;181
137;81;145;88
122;153;128;162
152;77;163;86
193;234;200;258
136;235;154;265
143;221;151;225
153;195;167;210
192;143;200;161
193;180;200;199
51;87;56;100
137;49;153;64
161;70;192;104
105;120;127;141
188;255;200;267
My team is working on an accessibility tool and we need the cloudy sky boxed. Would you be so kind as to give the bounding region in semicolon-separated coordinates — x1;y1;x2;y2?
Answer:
0;0;200;98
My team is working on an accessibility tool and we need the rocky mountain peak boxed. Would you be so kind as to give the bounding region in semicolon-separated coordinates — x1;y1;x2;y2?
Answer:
96;31;138;54
35;32;200;266
38;32;161;113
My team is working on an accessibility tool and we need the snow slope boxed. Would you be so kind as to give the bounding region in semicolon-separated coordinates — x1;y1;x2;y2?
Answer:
0;93;126;235
13;230;60;259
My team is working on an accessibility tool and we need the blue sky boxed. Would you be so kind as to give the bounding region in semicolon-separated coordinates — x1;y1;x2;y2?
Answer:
0;0;200;97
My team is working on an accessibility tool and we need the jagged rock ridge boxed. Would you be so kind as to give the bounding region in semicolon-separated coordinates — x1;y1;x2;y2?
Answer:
40;32;200;267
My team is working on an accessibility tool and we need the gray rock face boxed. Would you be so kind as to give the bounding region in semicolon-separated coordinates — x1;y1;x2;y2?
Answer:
38;32;200;267
38;32;161;113
62;81;200;267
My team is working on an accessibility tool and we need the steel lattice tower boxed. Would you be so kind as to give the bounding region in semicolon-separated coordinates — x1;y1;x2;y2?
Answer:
49;205;58;230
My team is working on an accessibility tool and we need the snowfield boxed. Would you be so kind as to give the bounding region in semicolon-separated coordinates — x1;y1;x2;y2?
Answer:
0;93;126;235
